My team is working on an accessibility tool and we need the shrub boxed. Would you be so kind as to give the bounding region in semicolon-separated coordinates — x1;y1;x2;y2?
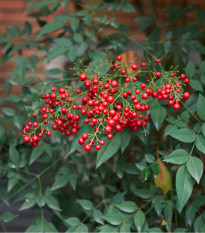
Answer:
0;0;205;232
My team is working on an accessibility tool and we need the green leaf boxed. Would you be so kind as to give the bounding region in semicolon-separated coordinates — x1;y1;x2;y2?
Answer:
145;153;155;163
202;123;205;137
154;199;162;216
9;145;20;165
67;47;77;62
197;94;205;120
65;217;80;226
199;60;205;74
122;3;135;12
115;201;138;213
151;163;160;175
196;135;205;153
2;107;15;116
44;46;69;63
169;128;196;143
54;38;72;47
80;42;88;52
102;213;125;225
150;100;167;130
93;209;104;224
120;223;130;233
71;20;79;32
19;198;36;211
185;61;195;78
38;21;66;37
163;149;189;164
51;174;70;191
45;195;61;211
74;33;83;43
189;80;203;92
176;165;195;211
134;210;145;233
121;128;131;153
142;168;150;180
25;1;50;13
77;199;93;210
149;228;163;233
186;156;203;184
29;141;45;164
1;212;18;222
164;124;177;136
96;132;121;168
194;216;204;233
185;204;196;226
164;6;181;24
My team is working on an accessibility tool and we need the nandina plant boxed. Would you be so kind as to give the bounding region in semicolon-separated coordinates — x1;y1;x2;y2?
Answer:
1;0;205;232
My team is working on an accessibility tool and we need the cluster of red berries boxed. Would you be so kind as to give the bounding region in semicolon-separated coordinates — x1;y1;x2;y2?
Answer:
23;56;190;151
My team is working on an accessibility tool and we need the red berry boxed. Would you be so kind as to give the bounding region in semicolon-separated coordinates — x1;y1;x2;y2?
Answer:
32;113;37;117
141;62;146;67
111;80;118;87
84;144;91;151
173;103;180;110
33;122;38;127
156;58;161;63
51;87;55;92
117;56;122;61
121;69;126;75
82;133;88;140
142;93;149;99
184;78;190;84
78;137;85;145
105;126;112;133
96;145;101;150
47;131;52;136
180;74;186;79
23;136;30;143
59;88;65;94
183;92;190;99
79;73;87;81
132;64;138;70
99;140;105;145
156;72;161;77
107;134;113;139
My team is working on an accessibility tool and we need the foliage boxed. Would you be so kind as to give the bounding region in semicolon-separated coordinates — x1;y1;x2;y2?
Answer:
0;0;205;232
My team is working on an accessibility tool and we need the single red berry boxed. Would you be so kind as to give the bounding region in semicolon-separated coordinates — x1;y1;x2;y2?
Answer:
33;122;38;127
180;74;186;79
173;103;181;110
183;92;190;99
96;145;101;150
111;80;118;87
121;69;126;75
132;64;138;70
59;88;65;94
105;126;112;133
79;73;87;81
47;131;52;136
78;137;85;145
156;72;161;77
142;93;149;99
51;87;55;92
32;113;37;117
99;140;105;145
52;124;58;130
141;62;146;67
23;136;30;143
184;78;190;84
156;58;161;63
107;133;113;139
117;56;122;61
84;144;91;151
